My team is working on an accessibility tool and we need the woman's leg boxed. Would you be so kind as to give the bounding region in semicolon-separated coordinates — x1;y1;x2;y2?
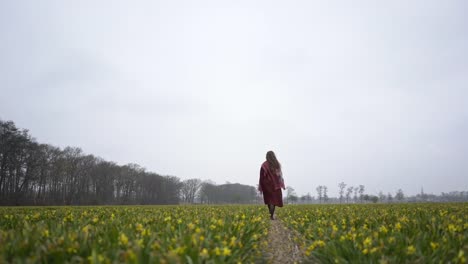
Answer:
267;204;276;220
267;204;273;219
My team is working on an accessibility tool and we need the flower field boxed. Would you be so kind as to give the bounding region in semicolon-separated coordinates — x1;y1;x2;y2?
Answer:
0;206;268;263
1;203;467;263
279;203;468;263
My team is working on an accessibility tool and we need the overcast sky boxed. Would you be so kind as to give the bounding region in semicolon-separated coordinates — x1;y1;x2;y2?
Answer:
1;0;467;197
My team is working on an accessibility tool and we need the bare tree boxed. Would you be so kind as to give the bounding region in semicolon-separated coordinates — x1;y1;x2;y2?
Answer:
338;182;346;204
358;185;365;203
346;186;353;203
323;186;328;203
0;119;182;206
316;185;323;204
286;186;297;204
180;178;202;204
353;187;359;203
387;193;393;203
378;191;386;203
396;189;405;202
0;118;261;206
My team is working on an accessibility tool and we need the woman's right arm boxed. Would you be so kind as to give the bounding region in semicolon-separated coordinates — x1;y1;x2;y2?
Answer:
258;167;264;193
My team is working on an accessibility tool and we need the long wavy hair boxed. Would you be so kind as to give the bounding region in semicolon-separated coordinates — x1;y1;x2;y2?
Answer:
266;151;281;173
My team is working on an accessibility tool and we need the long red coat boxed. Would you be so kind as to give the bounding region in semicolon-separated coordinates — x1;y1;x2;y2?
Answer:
259;161;284;207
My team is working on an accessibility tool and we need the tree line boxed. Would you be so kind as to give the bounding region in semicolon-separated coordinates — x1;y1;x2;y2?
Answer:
2;119;464;206
0;119;257;206
288;182;468;204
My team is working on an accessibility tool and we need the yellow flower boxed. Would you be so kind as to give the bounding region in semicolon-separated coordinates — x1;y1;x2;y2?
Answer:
42;229;49;238
448;224;457;233
363;237;372;247
395;222;402;231
151;242;160;250
92;217;99;224
142;229;151;237
214;247;221;256
88;254;105;264
362;248;369;255
135;223;143;232
223;247;232;256
136;239;144;247
82;225;91;234
379;225;388;234
67;247;77;254
127;249;137;261
332;224;338;232
119;233;129;246
407;245;416;255
458;249;466;263
315;240;325;247
200;248;209;258
229;236;236;246
430;242;438;250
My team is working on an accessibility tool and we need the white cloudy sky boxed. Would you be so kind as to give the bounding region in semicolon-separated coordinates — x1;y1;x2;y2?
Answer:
1;0;467;197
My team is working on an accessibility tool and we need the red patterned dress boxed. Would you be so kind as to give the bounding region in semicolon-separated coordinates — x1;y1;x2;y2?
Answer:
258;161;285;207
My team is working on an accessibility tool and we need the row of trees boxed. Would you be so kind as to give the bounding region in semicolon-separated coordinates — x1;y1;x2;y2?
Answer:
179;178;257;204
292;183;468;204
0;119;257;205
0;120;181;205
2;119;466;206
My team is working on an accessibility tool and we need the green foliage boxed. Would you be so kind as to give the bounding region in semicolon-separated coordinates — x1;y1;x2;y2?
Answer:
0;205;269;263
279;203;468;263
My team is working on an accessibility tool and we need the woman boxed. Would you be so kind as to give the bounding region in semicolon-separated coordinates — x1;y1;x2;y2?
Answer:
258;151;285;220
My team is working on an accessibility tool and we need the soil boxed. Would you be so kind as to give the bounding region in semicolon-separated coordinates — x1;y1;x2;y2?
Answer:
262;217;305;264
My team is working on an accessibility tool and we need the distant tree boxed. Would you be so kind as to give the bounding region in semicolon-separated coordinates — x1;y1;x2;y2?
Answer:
323;186;328;203
286;186;297;204
180;178;202;204
396;189;405;202
418;187;427;201
346;186;353;203
188;180;258;204
370;195;379;203
358;185;365;203
353;187;359;202
300;195;307;203
338;182;346;204
316;186;323;204
378;191;386;203
387;193;393;203
289;194;298;204
199;180;218;204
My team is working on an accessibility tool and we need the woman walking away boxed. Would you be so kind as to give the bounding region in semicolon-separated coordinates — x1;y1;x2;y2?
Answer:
258;151;285;220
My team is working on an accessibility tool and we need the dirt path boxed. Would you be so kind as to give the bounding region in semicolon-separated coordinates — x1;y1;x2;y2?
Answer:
262;218;304;264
